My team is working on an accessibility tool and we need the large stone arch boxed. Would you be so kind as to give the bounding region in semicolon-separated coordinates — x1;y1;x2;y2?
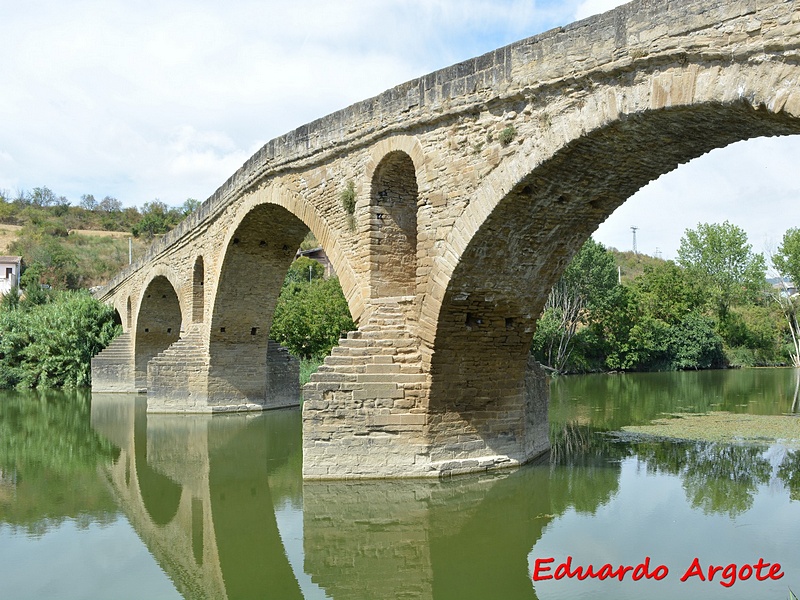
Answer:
206;203;306;404
421;60;800;461
205;183;361;405
135;270;186;390
422;59;800;340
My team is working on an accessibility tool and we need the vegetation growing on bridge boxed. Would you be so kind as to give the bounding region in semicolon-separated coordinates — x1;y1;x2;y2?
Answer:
532;222;800;373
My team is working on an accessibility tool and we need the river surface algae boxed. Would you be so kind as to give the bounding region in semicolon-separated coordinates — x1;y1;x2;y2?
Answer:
622;411;800;448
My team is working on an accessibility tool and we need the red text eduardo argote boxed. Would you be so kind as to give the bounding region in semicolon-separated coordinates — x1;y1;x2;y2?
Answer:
532;556;784;588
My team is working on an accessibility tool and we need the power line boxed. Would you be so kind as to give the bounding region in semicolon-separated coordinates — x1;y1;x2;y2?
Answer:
631;226;638;255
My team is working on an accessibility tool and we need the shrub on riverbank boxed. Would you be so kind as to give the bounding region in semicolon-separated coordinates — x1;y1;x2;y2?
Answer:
0;291;120;388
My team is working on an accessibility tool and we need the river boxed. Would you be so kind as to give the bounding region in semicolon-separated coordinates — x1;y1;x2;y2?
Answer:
0;368;798;599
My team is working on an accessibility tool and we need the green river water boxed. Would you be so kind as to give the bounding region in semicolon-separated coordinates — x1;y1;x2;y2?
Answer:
1;368;799;599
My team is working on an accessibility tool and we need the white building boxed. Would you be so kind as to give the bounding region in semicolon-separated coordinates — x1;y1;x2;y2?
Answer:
0;256;21;296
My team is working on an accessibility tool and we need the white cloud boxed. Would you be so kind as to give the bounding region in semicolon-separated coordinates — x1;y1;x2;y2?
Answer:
0;0;576;207
574;0;629;20
0;0;797;260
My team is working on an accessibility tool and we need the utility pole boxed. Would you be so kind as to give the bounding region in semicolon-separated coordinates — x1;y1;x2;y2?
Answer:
129;237;132;265
631;226;639;255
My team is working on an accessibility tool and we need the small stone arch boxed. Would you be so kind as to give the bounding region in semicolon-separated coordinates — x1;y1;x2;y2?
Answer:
368;150;419;299
192;256;205;324
135;274;183;390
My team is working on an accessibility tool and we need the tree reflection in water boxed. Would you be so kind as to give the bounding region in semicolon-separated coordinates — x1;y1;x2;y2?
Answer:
553;419;800;517
0;388;119;534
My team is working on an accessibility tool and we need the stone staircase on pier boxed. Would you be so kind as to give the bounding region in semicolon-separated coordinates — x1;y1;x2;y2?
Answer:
303;300;430;478
91;332;139;393
147;325;208;408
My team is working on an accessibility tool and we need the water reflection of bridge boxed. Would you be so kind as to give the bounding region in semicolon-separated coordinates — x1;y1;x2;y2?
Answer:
91;394;304;599
90;395;624;600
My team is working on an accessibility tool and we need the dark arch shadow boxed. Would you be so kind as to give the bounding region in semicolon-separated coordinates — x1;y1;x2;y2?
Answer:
192;256;204;324
135;275;182;389
370;150;419;298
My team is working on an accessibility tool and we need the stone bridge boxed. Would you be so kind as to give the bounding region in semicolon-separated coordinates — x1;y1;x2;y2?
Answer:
92;0;800;478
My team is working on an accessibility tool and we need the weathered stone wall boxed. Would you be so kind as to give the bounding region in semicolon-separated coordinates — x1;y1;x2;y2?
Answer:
92;0;800;477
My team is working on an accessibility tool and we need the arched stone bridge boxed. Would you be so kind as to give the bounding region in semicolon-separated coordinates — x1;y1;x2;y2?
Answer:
92;0;800;478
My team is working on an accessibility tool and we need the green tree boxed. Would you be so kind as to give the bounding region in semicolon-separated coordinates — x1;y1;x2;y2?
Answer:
772;227;800;366
79;194;98;211
26;186;58;207
98;196;122;213
284;256;324;285
773;227;800;285
532;239;618;372
677;221;766;321
596;261;725;372
181;198;201;216
131;200;182;238
633;261;704;324
270;276;354;359
0;291;120;388
667;312;724;370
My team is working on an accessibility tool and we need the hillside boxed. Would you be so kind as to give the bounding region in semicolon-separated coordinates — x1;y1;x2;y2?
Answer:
0;189;190;289
610;249;668;283
0;224;132;254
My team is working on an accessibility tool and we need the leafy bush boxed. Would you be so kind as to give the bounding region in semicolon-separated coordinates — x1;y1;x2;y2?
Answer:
0;291;120;388
270;277;354;360
667;313;724;370
718;304;784;366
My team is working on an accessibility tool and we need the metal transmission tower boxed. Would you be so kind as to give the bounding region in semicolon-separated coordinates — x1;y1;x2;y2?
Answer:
631;226;639;255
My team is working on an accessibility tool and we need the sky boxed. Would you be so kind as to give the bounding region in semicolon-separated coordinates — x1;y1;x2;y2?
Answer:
1;0;798;260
